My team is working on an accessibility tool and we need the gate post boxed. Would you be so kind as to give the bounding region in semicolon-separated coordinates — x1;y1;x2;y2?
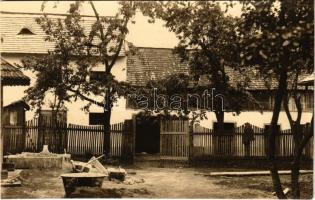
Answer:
122;115;136;163
160;119;163;159
131;114;136;162
37;117;42;152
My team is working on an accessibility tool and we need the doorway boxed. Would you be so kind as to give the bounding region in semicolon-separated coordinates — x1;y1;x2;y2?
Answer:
135;116;160;154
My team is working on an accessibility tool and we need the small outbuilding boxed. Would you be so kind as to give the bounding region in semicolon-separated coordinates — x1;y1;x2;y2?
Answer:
2;100;30;126
1;58;30;170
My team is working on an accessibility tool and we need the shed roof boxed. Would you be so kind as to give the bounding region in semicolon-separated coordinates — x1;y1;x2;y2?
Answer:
1;58;30;86
3;100;30;110
0;11;125;56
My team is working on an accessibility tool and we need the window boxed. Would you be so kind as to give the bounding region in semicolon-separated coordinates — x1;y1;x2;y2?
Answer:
126;96;137;109
89;112;105;125
18;28;35;35
303;92;314;112
90;71;106;82
9;111;18;125
213;122;235;134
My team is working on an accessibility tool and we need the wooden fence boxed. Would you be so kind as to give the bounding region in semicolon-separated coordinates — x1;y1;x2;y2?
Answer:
2;118;313;162
3;125;25;154
67;124;104;156
192;123;313;160
3;117;134;161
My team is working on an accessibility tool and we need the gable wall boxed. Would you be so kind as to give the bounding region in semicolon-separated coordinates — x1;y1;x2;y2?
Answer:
1;53;133;125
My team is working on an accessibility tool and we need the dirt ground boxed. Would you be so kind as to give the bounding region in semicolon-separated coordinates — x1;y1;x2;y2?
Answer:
1;164;313;199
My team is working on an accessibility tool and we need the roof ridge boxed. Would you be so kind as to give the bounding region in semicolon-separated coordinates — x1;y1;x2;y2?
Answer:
0;11;113;18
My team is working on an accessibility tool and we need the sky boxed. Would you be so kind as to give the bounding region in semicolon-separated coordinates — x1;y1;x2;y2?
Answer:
0;1;242;48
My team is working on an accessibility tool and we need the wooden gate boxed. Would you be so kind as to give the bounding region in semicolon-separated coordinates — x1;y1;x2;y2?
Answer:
160;120;190;161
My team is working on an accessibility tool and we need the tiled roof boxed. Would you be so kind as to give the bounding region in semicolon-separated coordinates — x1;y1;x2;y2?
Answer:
0;11;125;56
299;72;314;86
127;47;189;86
1;58;30;86
127;46;311;90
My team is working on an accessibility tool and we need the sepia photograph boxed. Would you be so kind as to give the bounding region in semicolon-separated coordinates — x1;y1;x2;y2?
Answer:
0;1;314;199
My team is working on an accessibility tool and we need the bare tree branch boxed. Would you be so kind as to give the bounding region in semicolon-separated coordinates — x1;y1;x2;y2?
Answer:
89;0;110;70
68;88;104;107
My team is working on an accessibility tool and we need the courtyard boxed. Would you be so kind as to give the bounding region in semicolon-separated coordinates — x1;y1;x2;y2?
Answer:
1;164;313;199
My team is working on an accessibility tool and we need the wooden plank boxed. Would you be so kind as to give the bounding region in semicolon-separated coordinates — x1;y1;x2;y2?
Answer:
160;156;188;161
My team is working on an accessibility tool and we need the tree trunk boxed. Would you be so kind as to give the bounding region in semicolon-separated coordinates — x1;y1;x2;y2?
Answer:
291;116;313;199
291;123;301;198
215;111;224;133
268;70;288;199
291;158;300;198
214;111;224;154
103;92;112;158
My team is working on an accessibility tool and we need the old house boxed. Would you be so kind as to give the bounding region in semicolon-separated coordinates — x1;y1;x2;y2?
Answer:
125;47;313;155
126;46;314;130
0;11;313;161
1;12;313;154
0;11;129;125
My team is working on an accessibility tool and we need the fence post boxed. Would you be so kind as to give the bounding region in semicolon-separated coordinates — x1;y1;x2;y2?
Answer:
37;117;42;152
188;121;194;164
22;122;26;152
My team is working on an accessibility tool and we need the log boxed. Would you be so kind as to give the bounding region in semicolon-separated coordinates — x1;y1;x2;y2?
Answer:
196;170;313;177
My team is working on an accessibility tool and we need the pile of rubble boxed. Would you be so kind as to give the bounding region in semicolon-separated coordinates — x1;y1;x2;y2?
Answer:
1;160;22;187
61;155;132;197
70;155;127;181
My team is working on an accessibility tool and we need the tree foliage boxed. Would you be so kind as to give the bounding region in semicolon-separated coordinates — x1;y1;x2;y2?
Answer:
22;1;143;155
22;1;136;112
141;1;257;125
238;1;313;198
